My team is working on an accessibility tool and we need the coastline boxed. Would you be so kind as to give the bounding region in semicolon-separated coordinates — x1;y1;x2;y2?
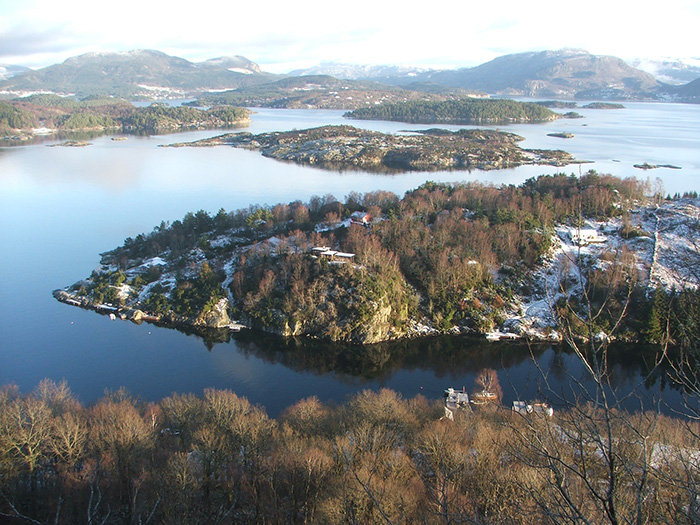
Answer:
51;183;700;347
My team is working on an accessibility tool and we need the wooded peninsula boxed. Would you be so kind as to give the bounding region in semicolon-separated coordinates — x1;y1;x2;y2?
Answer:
55;173;700;347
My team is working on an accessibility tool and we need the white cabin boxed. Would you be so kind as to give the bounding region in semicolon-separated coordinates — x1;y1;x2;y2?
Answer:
444;387;470;410
570;228;607;246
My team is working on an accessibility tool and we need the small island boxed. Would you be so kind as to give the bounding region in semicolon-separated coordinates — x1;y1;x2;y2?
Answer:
344;98;559;124
47;140;92;147
634;162;682;170
547;132;574;139
583;102;625;109
54;174;700;346
536;100;579;109
164;125;585;172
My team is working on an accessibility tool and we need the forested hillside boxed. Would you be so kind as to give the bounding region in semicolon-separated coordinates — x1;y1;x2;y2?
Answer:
0;94;249;137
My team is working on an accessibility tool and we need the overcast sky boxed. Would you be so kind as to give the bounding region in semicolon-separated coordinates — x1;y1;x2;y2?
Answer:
1;0;698;72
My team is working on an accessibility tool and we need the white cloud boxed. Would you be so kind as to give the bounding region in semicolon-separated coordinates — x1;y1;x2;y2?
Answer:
1;0;698;70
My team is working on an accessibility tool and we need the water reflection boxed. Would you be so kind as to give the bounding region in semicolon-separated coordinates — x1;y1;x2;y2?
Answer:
225;331;534;379
137;318;681;398
225;330;683;408
0;124;250;148
2;104;699;414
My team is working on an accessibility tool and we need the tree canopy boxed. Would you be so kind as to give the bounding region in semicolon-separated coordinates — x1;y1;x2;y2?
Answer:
84;172;694;344
345;98;559;124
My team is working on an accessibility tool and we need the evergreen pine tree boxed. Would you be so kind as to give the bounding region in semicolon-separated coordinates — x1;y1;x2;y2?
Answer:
644;287;669;344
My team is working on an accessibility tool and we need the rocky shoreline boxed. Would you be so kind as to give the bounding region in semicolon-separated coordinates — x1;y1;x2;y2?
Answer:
52;289;243;333
52;286;553;344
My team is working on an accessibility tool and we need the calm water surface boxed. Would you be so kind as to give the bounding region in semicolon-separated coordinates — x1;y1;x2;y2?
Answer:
1;104;698;415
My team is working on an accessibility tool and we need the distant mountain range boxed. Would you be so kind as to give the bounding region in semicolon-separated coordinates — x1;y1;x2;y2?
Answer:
190;74;480;110
422;49;661;100
1;48;699;103
629;57;700;85
288;63;432;83
292;50;668;100
0;50;277;99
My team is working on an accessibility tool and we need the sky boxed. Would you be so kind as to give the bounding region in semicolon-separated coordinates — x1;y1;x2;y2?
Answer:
1;0;698;73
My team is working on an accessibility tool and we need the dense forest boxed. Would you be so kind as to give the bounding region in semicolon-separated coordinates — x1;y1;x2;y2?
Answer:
66;172;700;346
1;377;699;524
0;95;249;136
344;98;559;124
0;101;36;131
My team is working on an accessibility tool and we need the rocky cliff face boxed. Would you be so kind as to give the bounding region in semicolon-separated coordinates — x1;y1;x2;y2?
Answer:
198;299;231;328
276;302;404;344
53;290;231;329
347;298;403;345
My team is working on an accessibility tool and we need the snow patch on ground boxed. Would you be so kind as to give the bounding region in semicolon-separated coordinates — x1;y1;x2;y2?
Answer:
141;256;167;268
500;199;700;340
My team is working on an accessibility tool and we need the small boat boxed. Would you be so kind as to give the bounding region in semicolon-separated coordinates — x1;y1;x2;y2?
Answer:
485;331;518;341
471;390;498;404
96;303;118;312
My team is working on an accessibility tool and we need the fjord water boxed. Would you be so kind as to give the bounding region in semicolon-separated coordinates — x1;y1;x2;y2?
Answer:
1;104;698;415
